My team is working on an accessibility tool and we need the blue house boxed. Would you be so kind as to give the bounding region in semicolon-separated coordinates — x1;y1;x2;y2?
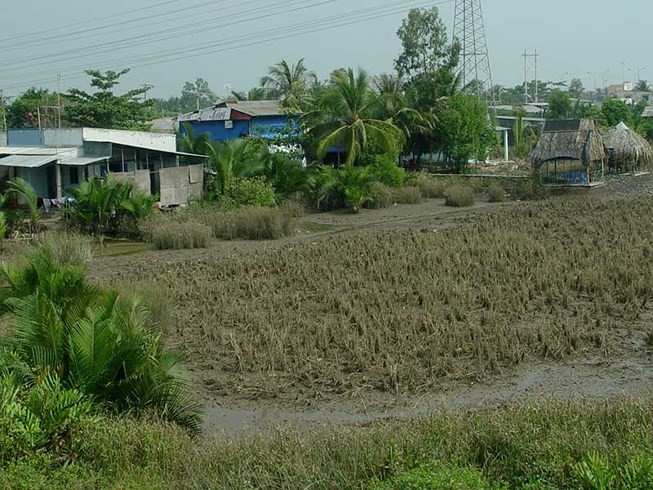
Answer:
178;100;300;143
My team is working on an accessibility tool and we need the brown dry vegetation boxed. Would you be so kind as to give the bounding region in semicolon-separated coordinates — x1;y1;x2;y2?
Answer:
92;195;653;403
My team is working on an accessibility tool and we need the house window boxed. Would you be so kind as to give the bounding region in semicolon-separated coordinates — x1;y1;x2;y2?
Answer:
69;167;79;185
109;161;128;173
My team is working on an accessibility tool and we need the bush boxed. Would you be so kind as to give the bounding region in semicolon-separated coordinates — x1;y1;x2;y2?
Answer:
445;186;475;207
365;182;393;209
370;463;496;490
408;174;448;198
37;232;93;266
202;206;294;241
367;155;407;188
220;177;277;208
487;184;507;203
145;219;211;250
390;186;424;204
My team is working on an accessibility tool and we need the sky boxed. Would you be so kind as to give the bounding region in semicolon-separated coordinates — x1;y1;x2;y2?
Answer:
1;0;651;100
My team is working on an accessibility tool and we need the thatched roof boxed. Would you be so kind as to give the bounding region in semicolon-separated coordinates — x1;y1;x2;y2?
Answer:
532;119;606;167
604;122;653;166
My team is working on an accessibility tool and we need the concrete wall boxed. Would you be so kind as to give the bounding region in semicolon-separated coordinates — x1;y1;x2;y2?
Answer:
111;170;152;195
83;128;176;152
7;129;43;146
0;132;6;146
159;164;203;206
43;129;83;147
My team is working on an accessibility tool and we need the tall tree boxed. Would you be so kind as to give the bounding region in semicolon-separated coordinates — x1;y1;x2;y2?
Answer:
636;80;650;92
261;58;317;109
601;97;633;127
546;90;572;119
569;78;585;99
179;78;216;111
5;88;60;129
65;69;154;130
310;68;401;166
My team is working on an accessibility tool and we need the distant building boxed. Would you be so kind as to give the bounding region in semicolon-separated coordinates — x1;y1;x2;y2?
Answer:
0;128;205;205
177;100;300;142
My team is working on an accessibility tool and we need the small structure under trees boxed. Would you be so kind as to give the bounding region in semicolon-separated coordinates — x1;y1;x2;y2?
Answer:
604;122;653;175
531;119;606;187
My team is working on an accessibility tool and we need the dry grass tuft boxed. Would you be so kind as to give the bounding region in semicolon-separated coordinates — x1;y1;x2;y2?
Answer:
487;184;508;203
144;218;212;250
445;186;475;207
389;186;424;204
38;232;93;265
198;206;294;241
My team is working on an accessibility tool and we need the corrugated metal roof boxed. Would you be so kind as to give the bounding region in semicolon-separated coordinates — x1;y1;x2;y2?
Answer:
59;155;111;166
225;100;287;117
0;146;77;156
0;154;58;168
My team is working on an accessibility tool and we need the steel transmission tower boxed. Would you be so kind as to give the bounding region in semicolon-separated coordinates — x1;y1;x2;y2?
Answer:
453;0;495;104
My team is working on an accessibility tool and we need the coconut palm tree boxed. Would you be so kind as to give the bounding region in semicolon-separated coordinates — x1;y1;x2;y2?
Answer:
0;248;201;433
261;58;317;109
310;68;402;166
8;178;40;234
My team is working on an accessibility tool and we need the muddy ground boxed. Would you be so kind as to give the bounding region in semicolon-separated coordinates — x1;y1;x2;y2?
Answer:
86;175;653;436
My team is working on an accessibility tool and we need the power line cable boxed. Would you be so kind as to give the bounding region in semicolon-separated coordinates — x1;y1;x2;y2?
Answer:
2;0;454;95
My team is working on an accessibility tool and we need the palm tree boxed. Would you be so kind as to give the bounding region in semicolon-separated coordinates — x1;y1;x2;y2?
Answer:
205;139;265;195
8;178;40;234
261;58;317;109
310;68;402;166
0;248;201;433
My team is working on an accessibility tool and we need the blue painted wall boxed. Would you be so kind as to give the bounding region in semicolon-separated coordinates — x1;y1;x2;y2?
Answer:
183;115;300;142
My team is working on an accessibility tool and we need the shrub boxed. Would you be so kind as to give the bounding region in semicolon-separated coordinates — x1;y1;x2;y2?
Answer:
367;155;407;188
145;219;211;250
279;199;306;218
445;186;475;207
370;463;496;490
64;177;156;237
365;182;393;209
390;186;424;204
0;248;201;434
487;184;507;203
203;206;294;241
38;232;93;266
407;173;447;198
220;177;277;208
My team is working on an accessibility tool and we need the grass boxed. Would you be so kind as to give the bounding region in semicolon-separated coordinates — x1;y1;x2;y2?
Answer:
196;206;294;241
95;197;653;401
445;185;475;207
1;399;652;489
38;232;93;265
389;186;424;204
487;184;507;203
144;217;212;250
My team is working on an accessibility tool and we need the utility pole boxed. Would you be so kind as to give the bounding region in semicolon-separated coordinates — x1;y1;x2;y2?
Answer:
57;74;62;129
523;50;539;103
141;84;153;101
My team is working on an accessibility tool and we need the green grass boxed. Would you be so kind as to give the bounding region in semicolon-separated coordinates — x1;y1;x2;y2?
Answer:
1;399;651;489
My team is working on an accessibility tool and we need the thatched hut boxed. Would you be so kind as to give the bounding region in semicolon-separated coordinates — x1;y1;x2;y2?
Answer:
604;122;653;174
532;119;606;186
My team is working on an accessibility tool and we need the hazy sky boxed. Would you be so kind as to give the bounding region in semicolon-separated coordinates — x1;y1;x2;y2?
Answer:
1;0;651;100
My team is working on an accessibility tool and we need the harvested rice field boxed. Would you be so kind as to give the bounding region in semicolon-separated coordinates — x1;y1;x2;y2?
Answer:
87;177;653;434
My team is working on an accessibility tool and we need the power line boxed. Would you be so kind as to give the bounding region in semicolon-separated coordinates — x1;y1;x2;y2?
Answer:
3;0;454;95
2;0;330;70
0;0;191;48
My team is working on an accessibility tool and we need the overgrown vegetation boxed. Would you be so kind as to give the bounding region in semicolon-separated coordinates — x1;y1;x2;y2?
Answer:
444;185;475;207
1;399;651;488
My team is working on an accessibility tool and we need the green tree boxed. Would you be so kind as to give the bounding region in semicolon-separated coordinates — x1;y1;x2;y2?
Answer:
546;90;573;119
602;97;633;127
435;93;495;172
310;68;401;166
636;80;650;92
205;139;265;196
4;88;60;129
569;78;585;99
65;69;154;130
261;59;317;109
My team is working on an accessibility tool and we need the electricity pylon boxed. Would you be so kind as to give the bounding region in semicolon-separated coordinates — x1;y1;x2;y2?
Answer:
452;0;496;106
